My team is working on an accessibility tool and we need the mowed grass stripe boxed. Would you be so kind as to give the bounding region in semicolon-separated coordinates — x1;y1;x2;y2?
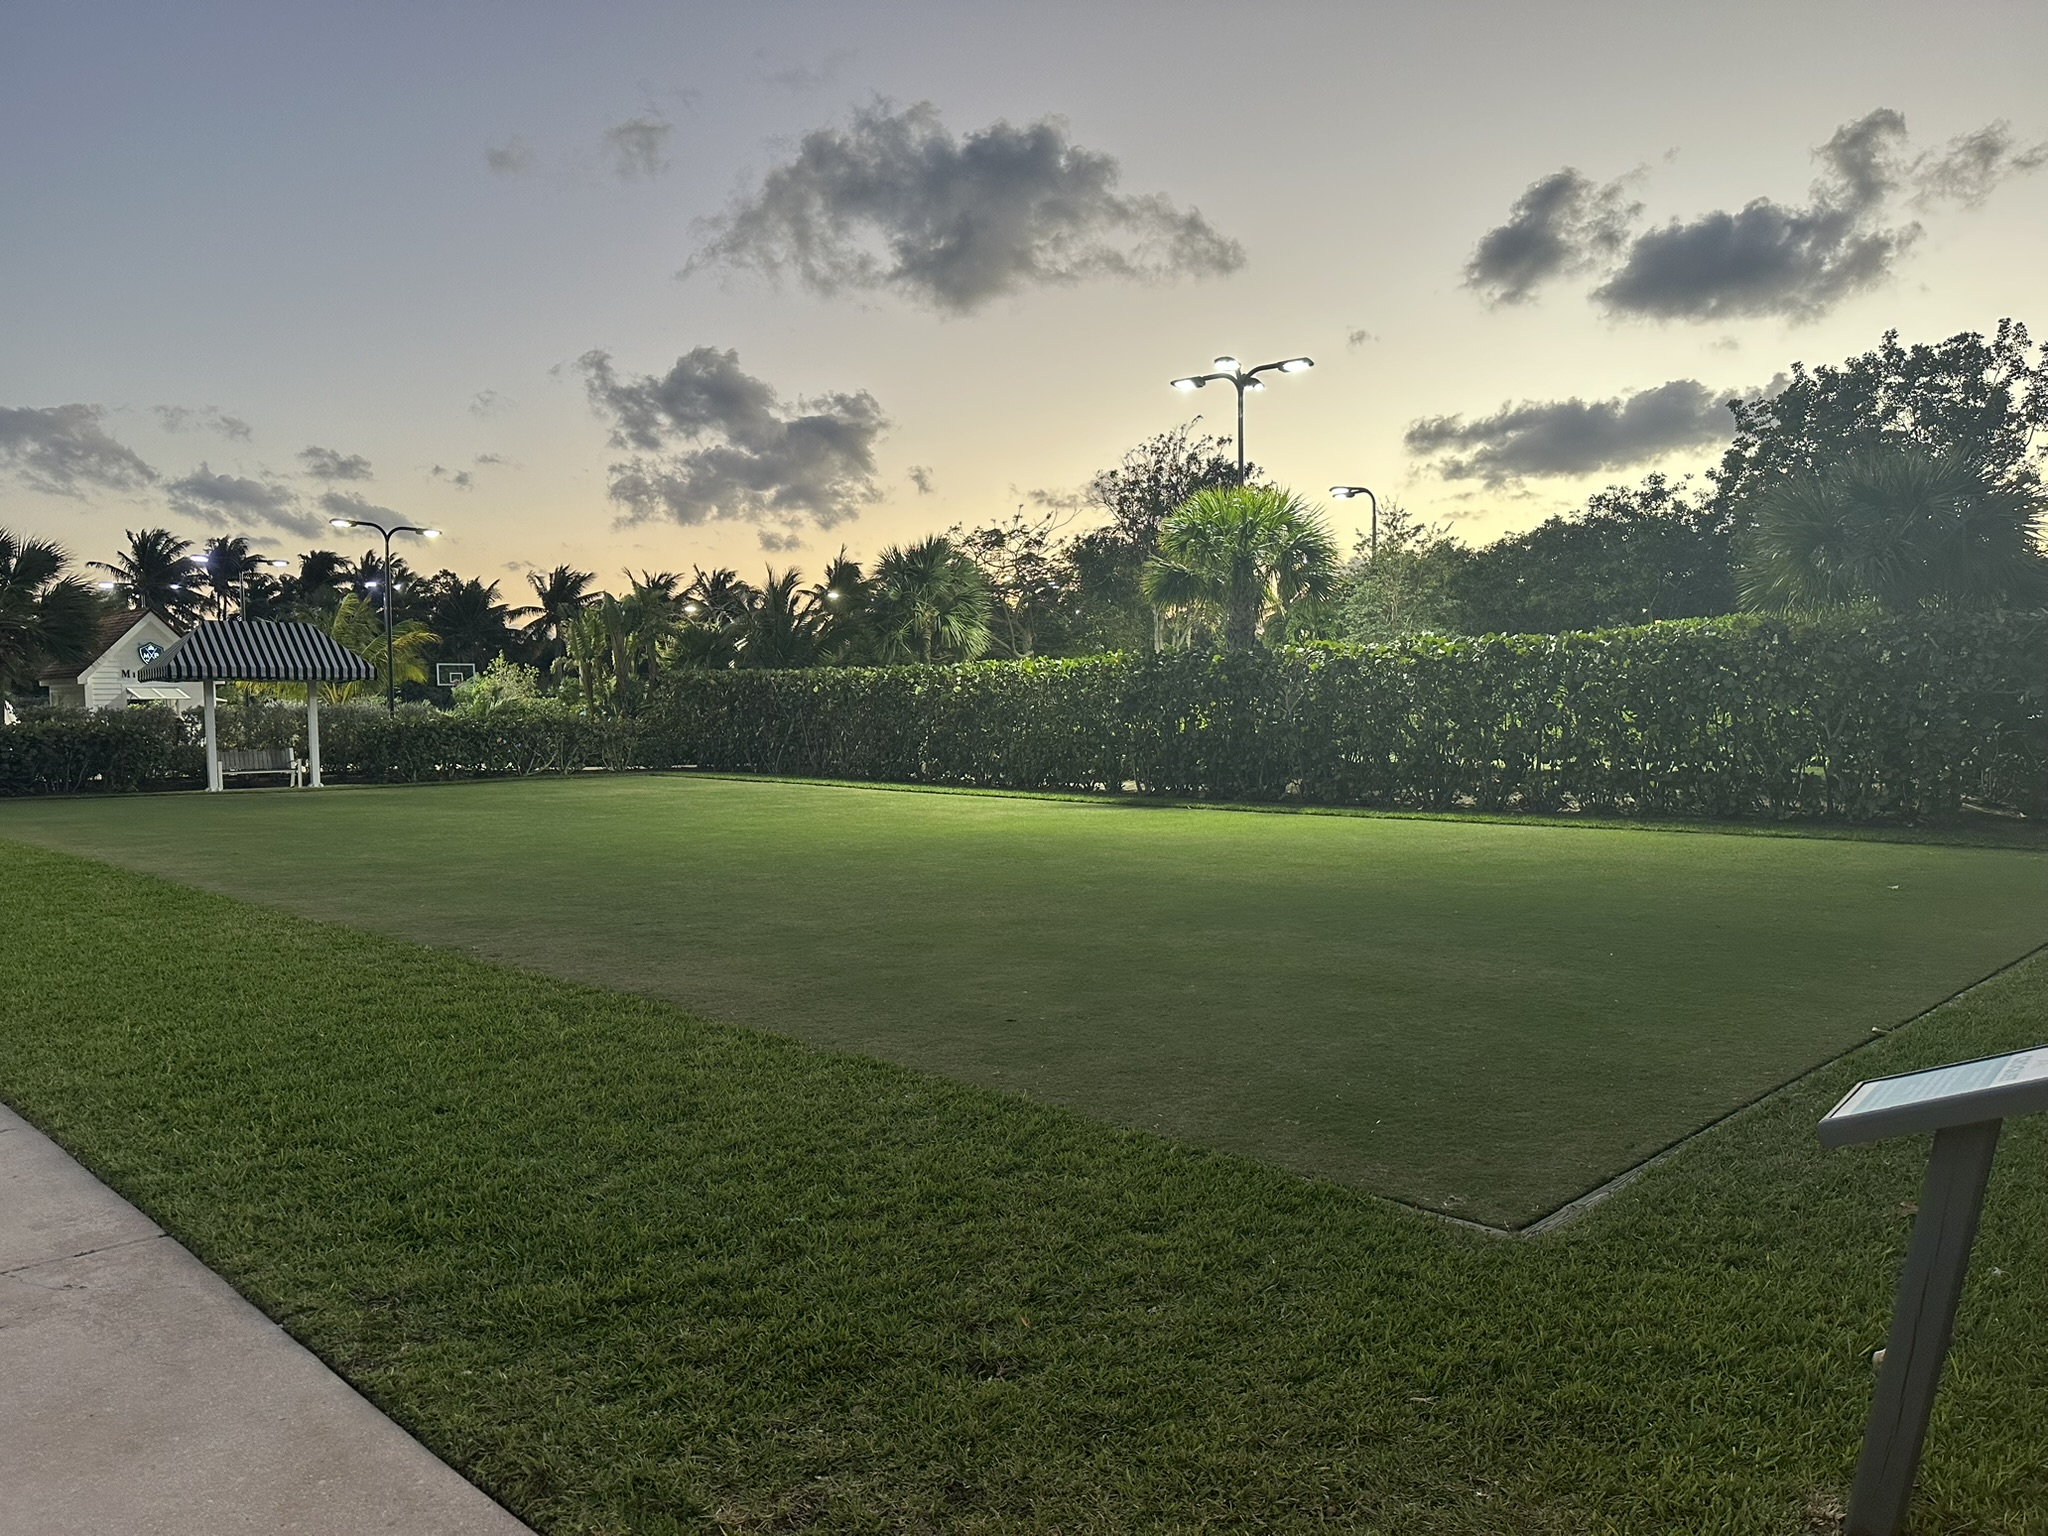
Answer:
4;775;2046;1225
3;840;2047;1533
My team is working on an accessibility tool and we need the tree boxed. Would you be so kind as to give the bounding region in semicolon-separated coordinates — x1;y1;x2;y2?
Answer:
871;536;993;664
89;528;201;625
1;531;101;694
806;549;876;663
197;536;271;620
1334;502;1468;642
733;568;825;668
953;509;1070;658
1445;476;1735;635
321;593;437;701
1739;446;2047;614
1713;321;2048;524
275;550;349;619
1061;423;1253;653
516;565;595;664
1142;486;1336;652
429;577;516;663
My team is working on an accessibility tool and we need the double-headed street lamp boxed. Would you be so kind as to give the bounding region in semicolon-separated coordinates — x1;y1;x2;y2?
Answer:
328;515;441;714
1329;485;1380;558
1169;354;1314;477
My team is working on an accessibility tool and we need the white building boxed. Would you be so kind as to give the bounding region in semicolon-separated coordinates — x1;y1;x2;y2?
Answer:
38;610;202;712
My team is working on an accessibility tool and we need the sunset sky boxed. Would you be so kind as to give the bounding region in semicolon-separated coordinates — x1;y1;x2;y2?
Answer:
4;0;2045;588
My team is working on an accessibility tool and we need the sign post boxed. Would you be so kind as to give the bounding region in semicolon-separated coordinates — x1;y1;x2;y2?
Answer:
1819;1044;2048;1536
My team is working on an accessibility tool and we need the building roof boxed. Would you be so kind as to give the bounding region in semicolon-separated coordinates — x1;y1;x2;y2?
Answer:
36;609;158;686
138;620;377;683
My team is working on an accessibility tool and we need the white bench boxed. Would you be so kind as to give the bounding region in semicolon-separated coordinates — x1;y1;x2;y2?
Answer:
220;748;304;786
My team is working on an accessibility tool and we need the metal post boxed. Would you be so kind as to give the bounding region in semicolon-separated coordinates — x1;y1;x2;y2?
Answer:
202;680;221;792
305;682;322;789
382;529;396;716
1847;1118;2002;1536
1234;380;1246;478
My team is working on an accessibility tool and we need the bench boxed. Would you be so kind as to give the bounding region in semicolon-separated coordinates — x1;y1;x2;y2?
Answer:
220;748;304;787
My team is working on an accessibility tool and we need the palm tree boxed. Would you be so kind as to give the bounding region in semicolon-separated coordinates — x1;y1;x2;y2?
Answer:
734;568;825;668
1739;447;2048;614
807;549;876;663
1;531;101;693
513;564;595;667
429;577;515;662
871;536;993;664
89;528;201;625
1142;486;1338;652
197;535;271;620
322;593;438;702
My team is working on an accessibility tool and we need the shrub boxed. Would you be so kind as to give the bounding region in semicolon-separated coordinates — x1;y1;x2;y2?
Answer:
316;699;643;781
0;707;204;796
644;610;2046;823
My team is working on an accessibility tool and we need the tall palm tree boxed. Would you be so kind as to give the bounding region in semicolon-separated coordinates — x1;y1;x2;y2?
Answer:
807;548;875;663
1142;486;1338;652
1;531;101;693
322;593;437;702
871;536;992;664
734;568;824;668
1739;447;2048;614
429;577;515;662
89;528;201;625
197;535;269;620
514;564;595;666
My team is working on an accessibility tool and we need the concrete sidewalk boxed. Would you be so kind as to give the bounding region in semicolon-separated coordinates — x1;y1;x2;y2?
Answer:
0;1101;532;1535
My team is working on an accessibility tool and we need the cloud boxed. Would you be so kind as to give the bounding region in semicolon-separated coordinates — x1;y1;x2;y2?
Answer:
604;115;671;180
297;445;373;481
1346;328;1378;348
1909;120;2048;207
907;465;934;495
1593;110;1915;322
153;405;252;440
0;403;157;495
760;48;855;92
1016;484;1086;512
165;464;324;537
1404;379;1743;483
1464;168;1639;305
579;347;887;530
317;490;410;532
686;100;1244;314
486;137;536;177
1473;110;2047;324
473;452;507;466
430;464;475;489
469;390;513;417
757;528;805;552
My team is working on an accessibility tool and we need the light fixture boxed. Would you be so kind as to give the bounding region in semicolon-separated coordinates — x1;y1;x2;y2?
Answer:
1165;349;1315;475
330;517;354;529
1277;357;1314;373
1170;376;1205;392
96;580;116;590
1212;355;1240;374
263;559;290;570
422;528;442;539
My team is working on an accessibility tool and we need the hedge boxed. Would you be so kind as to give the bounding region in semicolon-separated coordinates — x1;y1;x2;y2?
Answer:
644;611;2047;823
313;702;643;781
0;707;205;796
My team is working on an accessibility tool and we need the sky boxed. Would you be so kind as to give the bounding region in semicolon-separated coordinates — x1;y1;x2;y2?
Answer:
4;0;2045;590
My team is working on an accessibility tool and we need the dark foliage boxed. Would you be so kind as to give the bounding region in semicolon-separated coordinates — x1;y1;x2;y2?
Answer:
0;707;202;795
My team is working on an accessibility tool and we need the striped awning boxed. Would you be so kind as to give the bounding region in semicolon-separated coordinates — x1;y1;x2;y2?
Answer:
138;620;376;683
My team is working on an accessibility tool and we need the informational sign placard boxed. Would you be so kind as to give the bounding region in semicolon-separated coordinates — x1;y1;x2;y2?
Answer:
1820;1044;2048;1148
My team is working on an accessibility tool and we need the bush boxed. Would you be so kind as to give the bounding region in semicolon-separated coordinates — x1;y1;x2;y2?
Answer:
315;699;644;781
0;707;205;795
645;611;2046;823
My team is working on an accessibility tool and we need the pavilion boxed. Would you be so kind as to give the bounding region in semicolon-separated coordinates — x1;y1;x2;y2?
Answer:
138;620;375;792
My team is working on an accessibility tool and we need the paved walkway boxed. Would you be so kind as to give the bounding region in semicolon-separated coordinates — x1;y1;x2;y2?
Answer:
0;1101;532;1535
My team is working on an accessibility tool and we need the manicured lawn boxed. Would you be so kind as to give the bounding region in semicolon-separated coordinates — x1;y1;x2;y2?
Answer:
3;775;2046;1226
2;838;2046;1533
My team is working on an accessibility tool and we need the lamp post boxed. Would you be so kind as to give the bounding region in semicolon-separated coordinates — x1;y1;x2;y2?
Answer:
209;553;291;621
1329;486;1380;558
328;516;441;714
1169;354;1315;477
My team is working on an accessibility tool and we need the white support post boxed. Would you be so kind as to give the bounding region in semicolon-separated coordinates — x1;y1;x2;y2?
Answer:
306;682;323;788
202;680;221;792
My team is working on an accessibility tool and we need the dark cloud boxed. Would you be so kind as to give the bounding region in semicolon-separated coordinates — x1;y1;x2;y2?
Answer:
485;137;536;177
1910;120;2048;208
1346;328;1378;348
1404;379;1741;483
1594;110;1914;322
431;464;475;489
1464;168;1639;305
0;404;157;495
298;445;373;481
153;405;252;440
473;453;507;466
604;115;671;180
579;347;886;529
907;465;934;495
318;490;410;529
757;529;805;552
687;100;1244;314
469;390;513;417
165;464;323;537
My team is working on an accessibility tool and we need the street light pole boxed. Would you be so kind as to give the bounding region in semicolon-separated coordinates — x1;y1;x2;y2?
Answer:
1169;354;1315;478
327;515;441;715
1329;486;1380;558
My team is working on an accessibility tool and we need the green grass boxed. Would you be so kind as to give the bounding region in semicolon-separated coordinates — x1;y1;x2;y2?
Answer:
4;776;2046;1226
3;838;2047;1533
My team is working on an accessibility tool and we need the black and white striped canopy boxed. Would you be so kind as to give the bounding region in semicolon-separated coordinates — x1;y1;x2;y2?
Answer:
138;620;376;683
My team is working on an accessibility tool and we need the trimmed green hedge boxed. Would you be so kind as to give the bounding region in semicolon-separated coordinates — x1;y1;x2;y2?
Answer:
645;611;2047;822
314;701;644;781
0;708;204;796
